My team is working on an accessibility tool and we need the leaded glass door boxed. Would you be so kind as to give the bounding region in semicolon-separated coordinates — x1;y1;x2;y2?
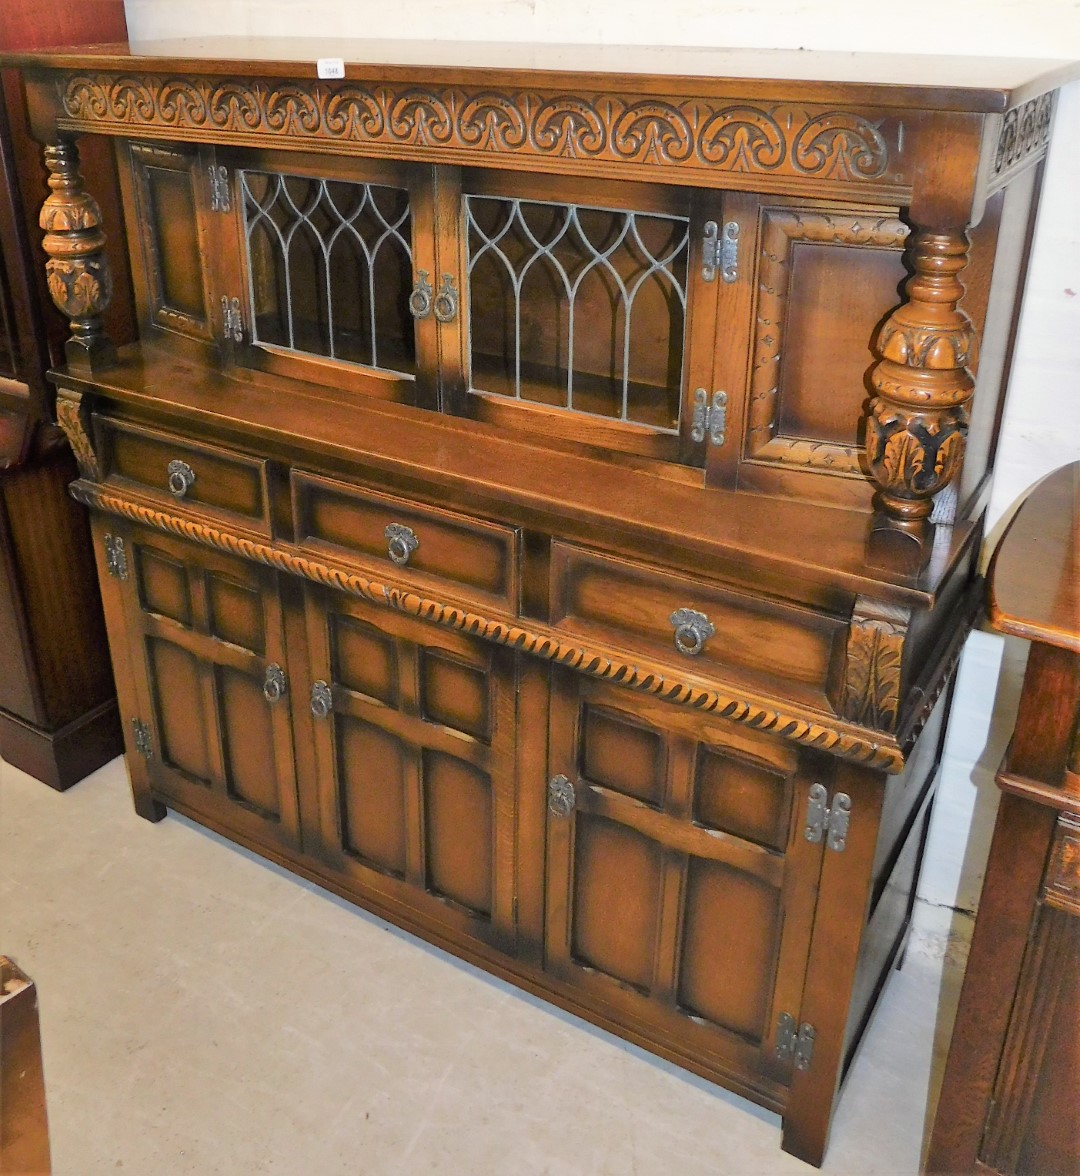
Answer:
219;149;440;408
447;171;728;471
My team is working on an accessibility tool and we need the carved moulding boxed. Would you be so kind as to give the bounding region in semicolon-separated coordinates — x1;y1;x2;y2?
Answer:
839;596;908;731
54;388;100;480
866;229;976;525
68;479;911;772
989;92;1054;193
747;208;909;476
56;73;905;196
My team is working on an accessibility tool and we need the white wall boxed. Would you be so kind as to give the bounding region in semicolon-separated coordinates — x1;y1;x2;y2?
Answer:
122;0;1080;911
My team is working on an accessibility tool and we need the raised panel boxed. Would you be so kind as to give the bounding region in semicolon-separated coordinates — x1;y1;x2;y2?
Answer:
331;613;398;706
146;636;211;784
217;664;280;816
423;750;493;916
571;814;662;992
206;571;266;654
420;647;491;741
694;747;793;852
678;860;781;1042
581;703;665;807
336;716;408;877
135;545;192;627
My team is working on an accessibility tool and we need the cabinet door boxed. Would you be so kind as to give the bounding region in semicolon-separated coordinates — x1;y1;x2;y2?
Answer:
114;522;301;853
444;168;733;472
304;588;519;954
545;672;825;1092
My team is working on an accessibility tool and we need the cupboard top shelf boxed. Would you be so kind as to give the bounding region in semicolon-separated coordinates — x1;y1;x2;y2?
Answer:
3;37;1078;113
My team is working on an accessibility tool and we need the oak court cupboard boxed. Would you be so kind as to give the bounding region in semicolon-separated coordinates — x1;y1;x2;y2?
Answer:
3;37;1076;1165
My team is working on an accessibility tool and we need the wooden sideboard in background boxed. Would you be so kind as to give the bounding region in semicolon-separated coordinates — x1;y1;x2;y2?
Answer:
0;0;133;788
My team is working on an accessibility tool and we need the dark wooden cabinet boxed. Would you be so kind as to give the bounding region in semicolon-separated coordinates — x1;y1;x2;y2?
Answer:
4;38;1076;1165
926;462;1080;1176
0;0;129;788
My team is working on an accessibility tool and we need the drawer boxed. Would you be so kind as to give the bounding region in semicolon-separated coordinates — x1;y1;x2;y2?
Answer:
96;417;271;535
292;470;520;612
550;541;845;704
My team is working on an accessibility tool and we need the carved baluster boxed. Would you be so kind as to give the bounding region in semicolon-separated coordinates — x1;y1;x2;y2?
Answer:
39;139;115;371
867;228;976;532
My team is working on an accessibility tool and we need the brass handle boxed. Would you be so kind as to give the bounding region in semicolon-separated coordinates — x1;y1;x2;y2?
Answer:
547;774;576;818
433;274;459;323
310;680;333;719
669;608;715;657
385;522;419;566
409;270;433;319
166;459;195;499
263;663;287;703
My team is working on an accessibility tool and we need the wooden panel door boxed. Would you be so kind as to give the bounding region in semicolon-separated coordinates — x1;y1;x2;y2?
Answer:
114;522;301;853
303;587;519;954
545;672;826;1097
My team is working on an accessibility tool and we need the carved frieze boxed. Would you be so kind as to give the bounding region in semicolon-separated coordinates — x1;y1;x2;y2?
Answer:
991;92;1053;187
57;73;902;193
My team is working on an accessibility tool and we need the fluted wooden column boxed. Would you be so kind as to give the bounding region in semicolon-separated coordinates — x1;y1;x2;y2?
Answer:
39;137;115;371
867;228;977;531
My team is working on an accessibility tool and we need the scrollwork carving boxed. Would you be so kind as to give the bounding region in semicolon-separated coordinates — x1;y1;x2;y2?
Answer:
58;73;900;192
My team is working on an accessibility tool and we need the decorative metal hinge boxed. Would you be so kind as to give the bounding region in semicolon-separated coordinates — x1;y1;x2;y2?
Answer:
208;164;230;212
221;295;243;343
804;783;852;852
691;388;728;446
131;718;154;759
776;1013;815;1071
104;533;128;580
702;220;739;283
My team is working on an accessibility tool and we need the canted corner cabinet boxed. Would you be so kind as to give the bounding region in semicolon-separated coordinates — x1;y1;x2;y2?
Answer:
5;37;1077;1165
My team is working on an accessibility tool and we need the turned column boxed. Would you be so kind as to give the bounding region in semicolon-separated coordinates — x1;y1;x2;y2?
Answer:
866;228;976;533
39;137;115;371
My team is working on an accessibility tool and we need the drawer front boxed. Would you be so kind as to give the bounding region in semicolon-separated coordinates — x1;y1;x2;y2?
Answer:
292;470;520;612
550;542;843;704
97;417;270;534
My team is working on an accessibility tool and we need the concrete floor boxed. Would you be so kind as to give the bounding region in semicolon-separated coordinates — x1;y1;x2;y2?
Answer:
0;753;972;1175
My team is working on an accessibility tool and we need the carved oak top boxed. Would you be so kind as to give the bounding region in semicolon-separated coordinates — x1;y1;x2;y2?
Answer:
4;38;1078;112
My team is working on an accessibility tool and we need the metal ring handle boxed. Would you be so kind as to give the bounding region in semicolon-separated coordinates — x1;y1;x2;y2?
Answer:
385;522;419;567
310;680;332;720
408;271;433;319
547;774;576;818
669;608;716;657
263;663;287;703
433;274;459;324
166;459;195;499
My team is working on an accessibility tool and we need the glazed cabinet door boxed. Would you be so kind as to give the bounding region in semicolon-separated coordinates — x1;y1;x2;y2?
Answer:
545;672;826;1096
107;521;301;853
303;587;519;954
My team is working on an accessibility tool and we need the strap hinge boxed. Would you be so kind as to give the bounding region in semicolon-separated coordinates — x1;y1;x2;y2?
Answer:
104;533;128;580
208;164;231;212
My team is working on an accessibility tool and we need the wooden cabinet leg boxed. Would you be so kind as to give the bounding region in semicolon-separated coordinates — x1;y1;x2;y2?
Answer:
0;958;50;1175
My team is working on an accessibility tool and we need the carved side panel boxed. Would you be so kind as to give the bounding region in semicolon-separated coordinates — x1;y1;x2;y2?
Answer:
54;388;100;480
866;230;976;526
39;140;115;371
746;208;908;479
839;597;909;731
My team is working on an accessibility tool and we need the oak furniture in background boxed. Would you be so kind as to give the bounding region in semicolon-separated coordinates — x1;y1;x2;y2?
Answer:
0;0;130;788
3;38;1076;1163
926;461;1079;1176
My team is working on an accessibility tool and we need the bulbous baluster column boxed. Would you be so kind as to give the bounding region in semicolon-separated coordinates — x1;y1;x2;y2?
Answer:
866;229;976;530
39;138;115;371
